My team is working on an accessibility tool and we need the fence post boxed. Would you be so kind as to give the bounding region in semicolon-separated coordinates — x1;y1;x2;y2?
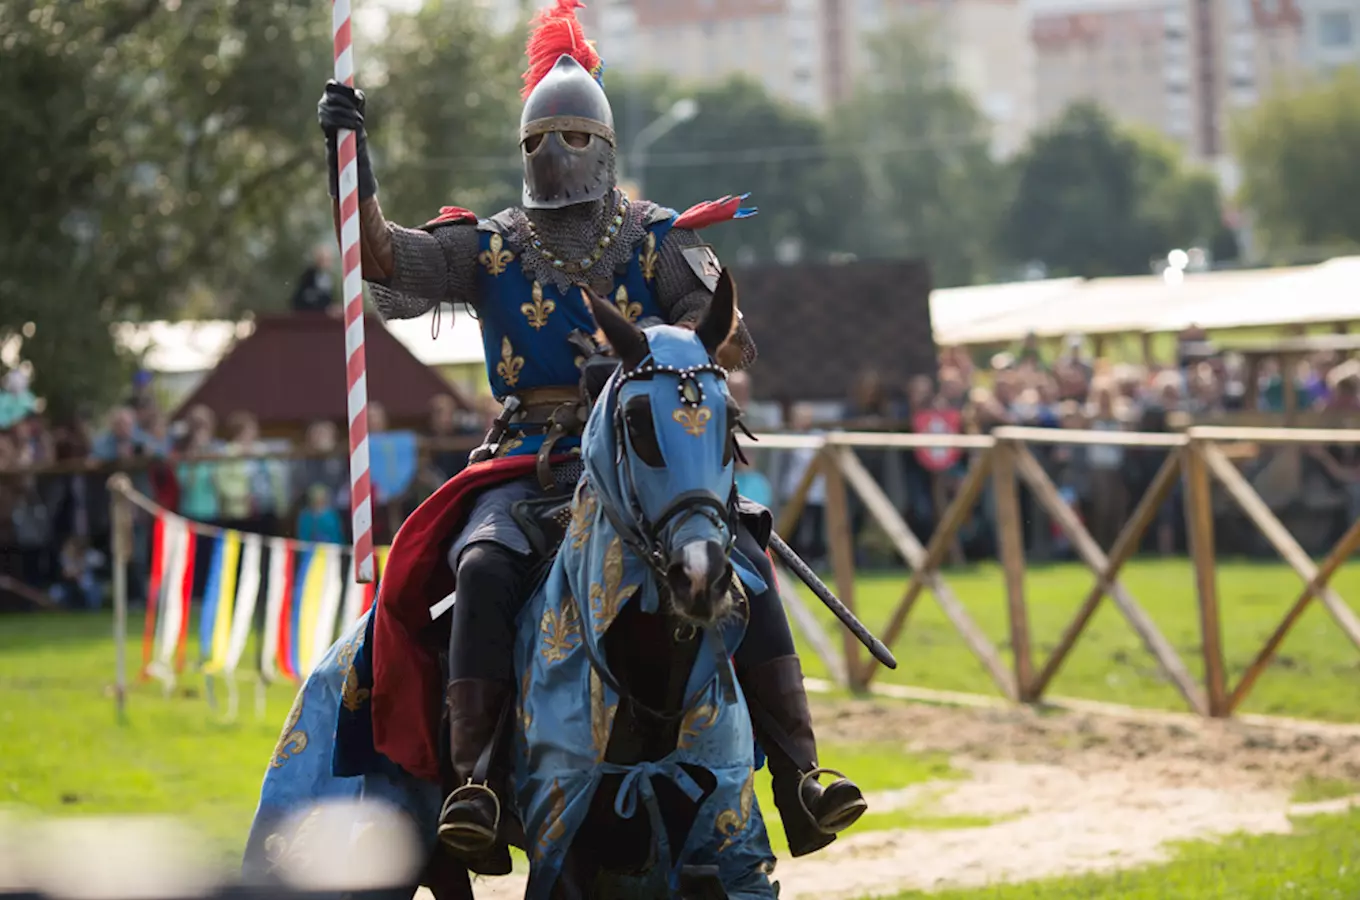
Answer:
991;440;1033;701
1183;439;1228;717
109;474;131;722
821;447;867;692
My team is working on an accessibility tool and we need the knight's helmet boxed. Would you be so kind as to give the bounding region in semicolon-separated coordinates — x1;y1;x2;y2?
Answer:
519;0;616;209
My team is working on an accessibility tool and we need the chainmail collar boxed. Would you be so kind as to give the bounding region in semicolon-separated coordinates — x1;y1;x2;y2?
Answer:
491;190;661;294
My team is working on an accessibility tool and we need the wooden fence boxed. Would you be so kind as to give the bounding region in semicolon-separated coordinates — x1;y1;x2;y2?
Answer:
759;426;1360;718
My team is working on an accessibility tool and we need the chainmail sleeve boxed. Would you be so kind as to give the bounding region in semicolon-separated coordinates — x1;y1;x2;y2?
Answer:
368;222;482;319
652;227;757;370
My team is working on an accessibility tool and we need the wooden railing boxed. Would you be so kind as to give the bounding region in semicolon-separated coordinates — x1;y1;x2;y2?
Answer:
756;426;1360;718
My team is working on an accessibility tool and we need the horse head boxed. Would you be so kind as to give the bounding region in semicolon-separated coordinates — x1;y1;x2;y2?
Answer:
582;271;742;628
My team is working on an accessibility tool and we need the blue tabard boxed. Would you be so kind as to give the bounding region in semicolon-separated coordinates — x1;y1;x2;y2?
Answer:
472;215;676;459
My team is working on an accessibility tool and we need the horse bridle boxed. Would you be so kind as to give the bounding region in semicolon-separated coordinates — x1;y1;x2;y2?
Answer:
611;357;738;581
566;357;741;727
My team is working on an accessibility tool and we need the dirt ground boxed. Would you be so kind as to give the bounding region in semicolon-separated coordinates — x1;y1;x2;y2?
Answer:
465;697;1360;899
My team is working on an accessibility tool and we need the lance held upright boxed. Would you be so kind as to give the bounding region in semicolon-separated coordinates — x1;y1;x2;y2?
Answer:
317;0;866;874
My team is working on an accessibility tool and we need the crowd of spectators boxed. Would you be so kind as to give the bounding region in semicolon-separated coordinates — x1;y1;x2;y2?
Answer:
5;329;1360;608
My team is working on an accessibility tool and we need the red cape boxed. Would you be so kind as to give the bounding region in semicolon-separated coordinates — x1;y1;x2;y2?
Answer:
371;455;541;782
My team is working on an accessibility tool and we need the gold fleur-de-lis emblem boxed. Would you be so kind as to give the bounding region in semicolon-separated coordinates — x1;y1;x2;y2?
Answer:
589;670;618;761
539;593;582;664
589;537;639;634
715;768;756;852
673;406;712;437
270;691;309;768
678;703;720;749
495;435;524;458
536;780;568;859
337;636;370;712
519;668;533;746
497;336;524;387
640;231;659;282
569;486;597;551
478;232;514;276
521;280;556;330
613;285;642;323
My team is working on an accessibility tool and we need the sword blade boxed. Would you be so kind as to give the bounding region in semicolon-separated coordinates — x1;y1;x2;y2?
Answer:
768;532;898;670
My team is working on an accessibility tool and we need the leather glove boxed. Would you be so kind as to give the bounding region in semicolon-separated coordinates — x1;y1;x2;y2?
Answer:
317;79;378;201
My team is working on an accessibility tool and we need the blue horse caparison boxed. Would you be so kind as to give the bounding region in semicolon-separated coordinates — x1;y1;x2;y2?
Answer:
242;275;778;899
509;285;778;898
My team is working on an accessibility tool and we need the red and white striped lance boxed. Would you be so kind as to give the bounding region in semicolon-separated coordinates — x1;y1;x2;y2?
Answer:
332;0;375;584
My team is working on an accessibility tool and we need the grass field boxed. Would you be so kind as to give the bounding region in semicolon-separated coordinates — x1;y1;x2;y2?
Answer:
3;556;1359;898
789;558;1360;721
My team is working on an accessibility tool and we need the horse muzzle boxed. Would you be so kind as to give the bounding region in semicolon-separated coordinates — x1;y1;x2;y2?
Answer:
664;539;734;626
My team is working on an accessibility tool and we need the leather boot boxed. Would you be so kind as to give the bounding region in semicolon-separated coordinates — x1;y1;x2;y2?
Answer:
741;655;867;857
437;678;513;875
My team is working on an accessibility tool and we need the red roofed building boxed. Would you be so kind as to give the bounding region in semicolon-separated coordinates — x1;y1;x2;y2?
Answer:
172;313;472;440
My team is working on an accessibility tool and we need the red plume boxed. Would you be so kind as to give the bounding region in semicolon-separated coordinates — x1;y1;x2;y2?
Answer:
522;0;603;99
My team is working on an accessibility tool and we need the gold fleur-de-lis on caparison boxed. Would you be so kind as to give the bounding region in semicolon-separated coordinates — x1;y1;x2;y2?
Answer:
478;232;514;276
589;537;639;634
522;280;556;330
640;231;659;282
497;336;524;387
715;767;756;852
614;285;642;323
270;691;309;768
539;593;582;665
673;406;712;437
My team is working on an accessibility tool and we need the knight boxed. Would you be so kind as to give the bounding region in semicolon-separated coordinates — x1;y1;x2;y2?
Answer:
317;0;864;874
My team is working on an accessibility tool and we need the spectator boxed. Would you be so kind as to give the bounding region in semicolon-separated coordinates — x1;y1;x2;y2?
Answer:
1085;384;1129;551
736;456;774;509
90;406;146;463
424;395;470;486
291;245;337;313
1140;371;1187;556
780;404;827;566
176;405;222;523
216;411;285;534
296;484;346;544
294;420;350;531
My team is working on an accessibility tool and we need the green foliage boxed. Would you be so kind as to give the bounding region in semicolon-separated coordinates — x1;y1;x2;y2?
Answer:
1234;68;1360;257
1;0;336;416
828;23;1011;286
616;74;838;266
367;0;524;225
1001;103;1230;278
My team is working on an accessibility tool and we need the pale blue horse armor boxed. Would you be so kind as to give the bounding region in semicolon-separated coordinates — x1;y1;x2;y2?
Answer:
246;309;780;899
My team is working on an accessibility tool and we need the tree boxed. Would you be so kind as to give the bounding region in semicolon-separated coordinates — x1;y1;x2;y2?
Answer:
609;73;838;266
367;0;524;227
828;22;1009;286
1;0;337;416
1234;69;1360;257
1001;102;1230;278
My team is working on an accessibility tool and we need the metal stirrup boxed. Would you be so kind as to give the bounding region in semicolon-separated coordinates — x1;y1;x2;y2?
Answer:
796;767;853;835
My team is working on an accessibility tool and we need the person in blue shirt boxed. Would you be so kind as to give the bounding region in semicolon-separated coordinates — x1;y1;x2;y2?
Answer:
296;484;345;545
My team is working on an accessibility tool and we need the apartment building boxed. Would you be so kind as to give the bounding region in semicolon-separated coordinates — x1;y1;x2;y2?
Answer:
580;0;1035;155
1031;0;1303;158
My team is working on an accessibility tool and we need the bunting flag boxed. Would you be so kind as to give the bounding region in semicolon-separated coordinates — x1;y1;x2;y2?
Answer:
141;514;167;679
376;545;390;580
223;534;263;675
201;531;243;673
261;538;294;683
340;552;366;627
283;547;316;681
149;518;194;681
304;548;345;678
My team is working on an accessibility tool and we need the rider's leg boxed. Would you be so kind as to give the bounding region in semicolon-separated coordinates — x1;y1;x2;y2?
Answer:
733;525;866;857
438;540;534;866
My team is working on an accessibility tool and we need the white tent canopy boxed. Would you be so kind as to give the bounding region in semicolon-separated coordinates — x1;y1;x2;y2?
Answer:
930;259;1351;346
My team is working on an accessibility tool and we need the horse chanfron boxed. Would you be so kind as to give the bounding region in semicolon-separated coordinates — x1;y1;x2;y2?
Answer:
583;270;743;628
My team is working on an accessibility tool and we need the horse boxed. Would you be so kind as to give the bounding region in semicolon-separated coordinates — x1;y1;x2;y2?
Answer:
241;270;776;900
509;278;777;899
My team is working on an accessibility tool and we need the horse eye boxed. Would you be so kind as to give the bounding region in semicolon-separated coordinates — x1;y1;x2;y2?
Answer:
624;396;664;468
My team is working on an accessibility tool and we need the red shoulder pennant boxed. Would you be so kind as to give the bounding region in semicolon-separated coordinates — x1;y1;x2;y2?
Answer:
674;194;757;230
421;205;478;230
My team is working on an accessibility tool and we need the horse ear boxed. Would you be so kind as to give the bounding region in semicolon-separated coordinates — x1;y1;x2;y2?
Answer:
582;285;648;370
696;268;737;359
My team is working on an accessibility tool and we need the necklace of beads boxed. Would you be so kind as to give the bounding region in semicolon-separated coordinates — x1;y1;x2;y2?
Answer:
525;194;629;276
